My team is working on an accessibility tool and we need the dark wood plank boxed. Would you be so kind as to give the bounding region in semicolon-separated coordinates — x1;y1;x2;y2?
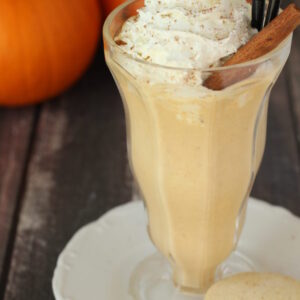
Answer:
0;108;36;291
286;3;300;153
2;54;133;300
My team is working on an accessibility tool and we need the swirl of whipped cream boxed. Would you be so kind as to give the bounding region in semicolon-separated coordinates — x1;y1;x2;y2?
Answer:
115;0;256;70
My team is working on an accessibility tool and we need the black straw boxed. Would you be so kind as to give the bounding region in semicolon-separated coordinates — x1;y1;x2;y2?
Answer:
264;0;281;27
251;0;266;31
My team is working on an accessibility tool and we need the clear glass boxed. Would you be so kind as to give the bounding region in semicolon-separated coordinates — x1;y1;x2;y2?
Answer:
103;1;292;299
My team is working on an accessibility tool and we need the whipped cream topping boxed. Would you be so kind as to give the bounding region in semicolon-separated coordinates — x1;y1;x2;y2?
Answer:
115;0;256;70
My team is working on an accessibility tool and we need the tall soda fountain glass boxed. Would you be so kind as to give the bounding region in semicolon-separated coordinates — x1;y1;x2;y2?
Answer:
103;1;292;298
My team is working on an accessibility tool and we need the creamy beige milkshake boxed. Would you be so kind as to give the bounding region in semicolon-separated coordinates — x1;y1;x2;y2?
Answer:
104;0;291;293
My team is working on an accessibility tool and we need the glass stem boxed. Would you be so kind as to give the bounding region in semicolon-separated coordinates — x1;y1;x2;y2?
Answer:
173;266;216;294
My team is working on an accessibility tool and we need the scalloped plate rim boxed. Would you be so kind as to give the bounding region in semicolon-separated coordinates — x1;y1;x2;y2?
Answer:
52;198;300;300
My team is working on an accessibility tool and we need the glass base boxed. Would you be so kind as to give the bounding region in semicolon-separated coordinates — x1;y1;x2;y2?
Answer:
129;251;257;300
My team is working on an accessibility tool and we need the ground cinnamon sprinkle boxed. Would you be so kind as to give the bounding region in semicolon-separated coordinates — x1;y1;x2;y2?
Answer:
115;40;127;46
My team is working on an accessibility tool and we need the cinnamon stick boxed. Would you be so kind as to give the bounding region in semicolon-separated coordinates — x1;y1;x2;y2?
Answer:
204;3;300;91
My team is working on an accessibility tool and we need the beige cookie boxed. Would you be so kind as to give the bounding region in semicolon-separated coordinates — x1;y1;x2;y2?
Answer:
205;272;300;300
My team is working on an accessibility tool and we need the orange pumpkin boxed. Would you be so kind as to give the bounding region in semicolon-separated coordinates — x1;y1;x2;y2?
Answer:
102;0;144;21
101;0;126;17
0;0;101;106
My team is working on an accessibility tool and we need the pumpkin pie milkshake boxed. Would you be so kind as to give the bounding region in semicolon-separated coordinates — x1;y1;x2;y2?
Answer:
104;0;292;294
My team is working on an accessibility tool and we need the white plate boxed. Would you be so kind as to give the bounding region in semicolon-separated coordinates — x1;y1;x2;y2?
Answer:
52;198;300;300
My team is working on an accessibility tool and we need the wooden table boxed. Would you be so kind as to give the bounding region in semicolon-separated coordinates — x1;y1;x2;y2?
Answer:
0;18;299;300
